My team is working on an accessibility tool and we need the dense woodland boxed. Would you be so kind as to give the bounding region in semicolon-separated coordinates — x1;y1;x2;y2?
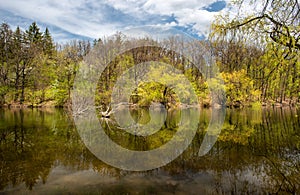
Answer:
0;0;299;108
0;22;91;107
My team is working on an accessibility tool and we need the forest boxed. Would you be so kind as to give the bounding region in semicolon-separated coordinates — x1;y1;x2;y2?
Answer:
0;0;299;109
0;1;299;193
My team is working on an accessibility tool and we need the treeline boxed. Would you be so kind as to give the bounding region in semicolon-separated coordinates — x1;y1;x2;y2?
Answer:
0;22;91;107
211;37;299;107
210;0;300;107
0;21;299;108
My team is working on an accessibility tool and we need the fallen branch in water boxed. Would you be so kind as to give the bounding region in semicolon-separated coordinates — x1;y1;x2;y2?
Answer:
101;105;114;118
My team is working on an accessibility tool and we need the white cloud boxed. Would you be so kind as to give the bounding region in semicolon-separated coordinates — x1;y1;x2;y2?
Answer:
0;0;232;41
0;0;120;38
103;0;147;15
175;9;218;36
105;0;223;37
142;0;212;15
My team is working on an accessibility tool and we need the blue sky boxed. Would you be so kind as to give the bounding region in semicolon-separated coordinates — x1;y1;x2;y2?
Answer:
0;0;229;42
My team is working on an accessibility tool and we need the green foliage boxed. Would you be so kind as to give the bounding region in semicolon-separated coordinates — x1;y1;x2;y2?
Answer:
143;62;199;106
0;85;9;96
221;69;260;107
48;79;69;106
219;123;255;145
0;22;92;106
206;74;226;106
210;0;300;106
0;20;299;108
132;81;178;107
218;108;262;145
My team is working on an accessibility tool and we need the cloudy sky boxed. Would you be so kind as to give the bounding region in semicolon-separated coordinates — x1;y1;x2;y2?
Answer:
0;0;231;42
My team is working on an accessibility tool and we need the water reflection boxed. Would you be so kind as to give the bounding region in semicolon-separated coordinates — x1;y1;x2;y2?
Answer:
101;107;181;151
0;107;299;194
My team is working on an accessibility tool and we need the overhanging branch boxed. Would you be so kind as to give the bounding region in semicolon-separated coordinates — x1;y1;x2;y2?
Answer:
226;14;300;50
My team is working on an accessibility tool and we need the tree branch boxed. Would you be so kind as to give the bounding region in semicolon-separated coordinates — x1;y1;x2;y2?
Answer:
226;14;300;50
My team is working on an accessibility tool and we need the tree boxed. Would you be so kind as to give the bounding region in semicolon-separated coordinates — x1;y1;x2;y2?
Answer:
210;0;300;105
51;41;82;106
42;27;55;56
25;22;43;45
221;69;260;107
11;26;24;102
219;0;300;50
17;22;44;103
0;23;13;104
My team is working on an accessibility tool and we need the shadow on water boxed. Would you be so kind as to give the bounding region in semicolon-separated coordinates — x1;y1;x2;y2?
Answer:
0;107;299;194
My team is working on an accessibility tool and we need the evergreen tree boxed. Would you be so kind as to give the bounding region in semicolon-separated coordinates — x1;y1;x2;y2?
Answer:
42;27;55;56
26;22;42;45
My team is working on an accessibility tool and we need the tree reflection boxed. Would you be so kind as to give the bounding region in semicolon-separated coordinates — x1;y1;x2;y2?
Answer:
164;107;300;194
0;107;299;194
0;109;97;190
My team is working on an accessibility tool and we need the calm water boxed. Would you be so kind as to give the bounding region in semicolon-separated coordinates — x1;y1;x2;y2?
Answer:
0;107;299;194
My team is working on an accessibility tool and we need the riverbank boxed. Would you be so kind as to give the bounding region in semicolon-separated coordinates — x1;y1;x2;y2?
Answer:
2;99;299;110
0;101;65;109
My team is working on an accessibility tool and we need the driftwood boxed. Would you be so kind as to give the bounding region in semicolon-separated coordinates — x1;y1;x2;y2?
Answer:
100;102;135;118
101;105;114;118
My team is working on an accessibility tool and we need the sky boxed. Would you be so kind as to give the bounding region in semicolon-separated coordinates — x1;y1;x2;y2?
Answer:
0;0;231;42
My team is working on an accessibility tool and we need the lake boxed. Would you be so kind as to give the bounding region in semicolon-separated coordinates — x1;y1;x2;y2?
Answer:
0;107;299;194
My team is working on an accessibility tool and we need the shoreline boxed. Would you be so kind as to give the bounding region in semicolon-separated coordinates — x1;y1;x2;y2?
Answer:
1;101;299;109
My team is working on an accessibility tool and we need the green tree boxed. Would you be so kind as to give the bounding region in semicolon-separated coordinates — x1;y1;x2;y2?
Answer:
210;0;300;106
42;27;55;56
51;41;82;106
0;23;13;104
11;26;25;102
217;0;299;50
25;22;43;45
221;69;260;107
17;22;44;103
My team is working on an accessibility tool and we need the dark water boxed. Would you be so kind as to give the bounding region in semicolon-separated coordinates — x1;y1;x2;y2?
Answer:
0;107;299;194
